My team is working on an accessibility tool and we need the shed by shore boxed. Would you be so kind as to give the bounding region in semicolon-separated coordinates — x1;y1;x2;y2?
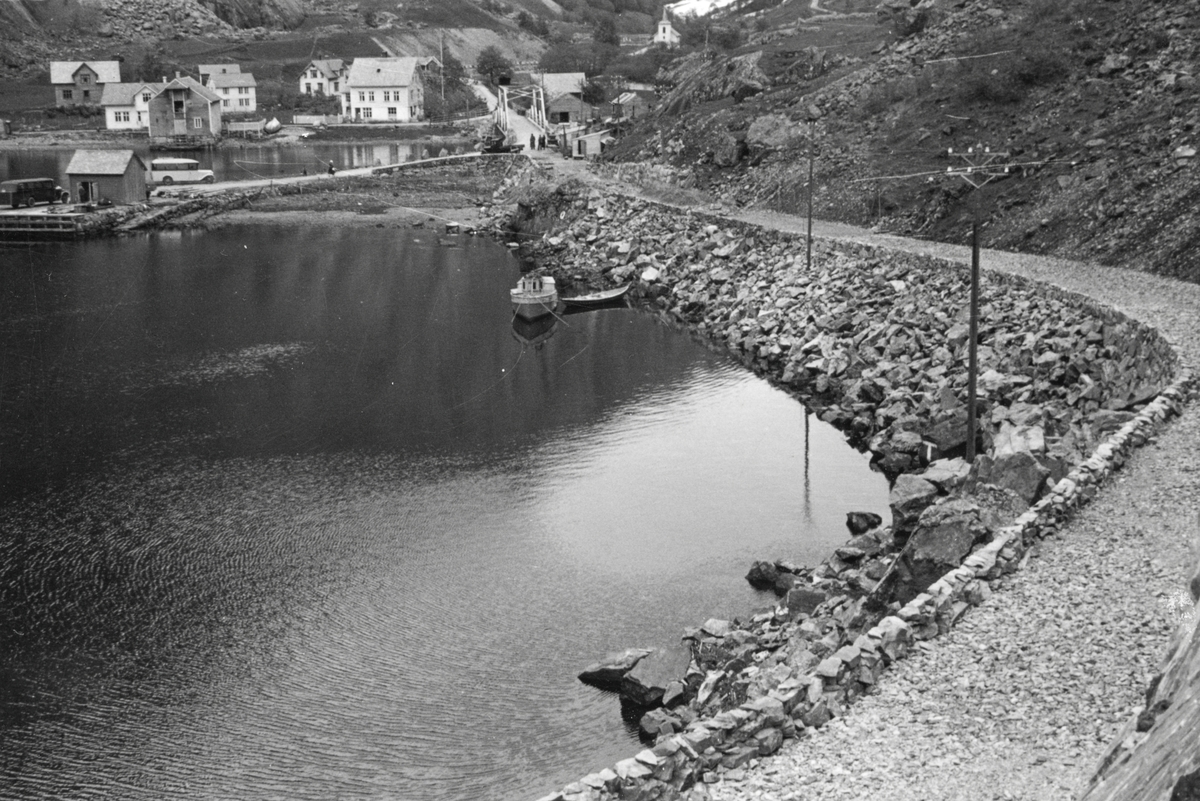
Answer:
65;150;147;205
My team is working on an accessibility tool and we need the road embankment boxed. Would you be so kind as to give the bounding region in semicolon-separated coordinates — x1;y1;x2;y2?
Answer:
496;175;1195;801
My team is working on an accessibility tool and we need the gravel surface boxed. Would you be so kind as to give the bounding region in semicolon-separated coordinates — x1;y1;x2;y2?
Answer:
694;210;1200;801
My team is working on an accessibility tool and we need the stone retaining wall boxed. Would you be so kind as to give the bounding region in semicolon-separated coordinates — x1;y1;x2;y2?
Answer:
498;181;1195;801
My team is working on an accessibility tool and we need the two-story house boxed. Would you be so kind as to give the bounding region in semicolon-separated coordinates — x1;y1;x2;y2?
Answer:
99;82;164;130
343;58;426;123
207;72;259;115
299;59;347;98
50;60;122;108
146;75;222;145
197;63;240;83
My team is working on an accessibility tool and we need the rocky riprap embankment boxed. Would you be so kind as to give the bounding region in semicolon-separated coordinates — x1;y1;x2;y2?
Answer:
489;178;1191;801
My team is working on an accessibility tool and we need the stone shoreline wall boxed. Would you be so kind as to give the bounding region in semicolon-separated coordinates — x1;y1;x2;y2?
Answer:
493;181;1196;801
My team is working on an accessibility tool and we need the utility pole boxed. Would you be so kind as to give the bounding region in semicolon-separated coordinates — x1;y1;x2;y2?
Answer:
806;118;815;273
946;144;1010;463
439;33;445;103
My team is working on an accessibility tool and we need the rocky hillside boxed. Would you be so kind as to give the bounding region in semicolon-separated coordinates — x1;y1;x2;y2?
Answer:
0;0;305;74
613;0;1200;284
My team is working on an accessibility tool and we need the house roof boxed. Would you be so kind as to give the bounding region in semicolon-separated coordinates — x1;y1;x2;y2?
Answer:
159;76;222;104
99;82;164;107
65;149;144;175
50;60;122;85
305;59;346;79
615;90;655;105
197;63;241;76
346;57;424;88
208;72;258;89
533;72;586;101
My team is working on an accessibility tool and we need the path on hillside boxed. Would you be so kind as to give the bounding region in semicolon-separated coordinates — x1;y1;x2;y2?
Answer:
547;162;1200;800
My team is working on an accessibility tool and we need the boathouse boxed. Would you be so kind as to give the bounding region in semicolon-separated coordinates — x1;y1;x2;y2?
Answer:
65;150;147;205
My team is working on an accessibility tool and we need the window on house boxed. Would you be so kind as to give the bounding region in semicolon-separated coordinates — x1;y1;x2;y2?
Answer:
387;107;397;117
333;82;339;92
358;92;365;101
222;99;230;107
305;83;312;94
81;75;90;84
115;111;129;122
82;90;90;100
62;89;73;100
362;108;372;119
310;69;318;78
239;98;248;107
142;92;151;102
238;87;246;95
368;91;375;102
137;112;142;122
193;118;202;129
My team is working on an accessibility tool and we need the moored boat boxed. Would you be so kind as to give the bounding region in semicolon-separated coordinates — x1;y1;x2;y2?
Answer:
510;274;558;320
561;284;631;309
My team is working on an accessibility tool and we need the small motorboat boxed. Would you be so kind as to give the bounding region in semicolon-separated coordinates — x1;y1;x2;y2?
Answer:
561;284;631;309
510;274;558;320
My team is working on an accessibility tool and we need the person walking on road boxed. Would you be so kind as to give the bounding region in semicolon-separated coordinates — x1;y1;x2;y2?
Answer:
529;134;536;151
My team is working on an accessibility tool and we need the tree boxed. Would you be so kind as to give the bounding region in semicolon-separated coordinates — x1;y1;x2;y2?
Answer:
441;52;467;87
538;41;616;76
580;79;606;106
135;51;177;83
476;45;513;86
592;15;620;46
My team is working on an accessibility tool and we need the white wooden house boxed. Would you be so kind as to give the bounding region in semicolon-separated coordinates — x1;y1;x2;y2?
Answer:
343;58;426;122
299;59;347;99
99;82;163;130
207;71;258;114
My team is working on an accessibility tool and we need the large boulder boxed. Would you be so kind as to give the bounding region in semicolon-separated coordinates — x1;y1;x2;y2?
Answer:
902;498;990;596
889;474;940;539
621;642;694;708
970;451;1052;506
846;511;884;535
578;647;653;691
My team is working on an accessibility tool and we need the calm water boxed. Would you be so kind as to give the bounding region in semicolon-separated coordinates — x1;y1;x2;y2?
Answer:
0;141;470;185
0;227;888;800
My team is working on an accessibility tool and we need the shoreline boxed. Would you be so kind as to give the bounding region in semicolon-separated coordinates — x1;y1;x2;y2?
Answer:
496;172;1198;801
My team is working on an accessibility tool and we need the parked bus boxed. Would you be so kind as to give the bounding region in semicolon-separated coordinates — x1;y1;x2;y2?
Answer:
148;158;215;185
0;178;69;208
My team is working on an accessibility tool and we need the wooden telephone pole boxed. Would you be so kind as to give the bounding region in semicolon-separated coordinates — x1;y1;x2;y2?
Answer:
946;144;1009;463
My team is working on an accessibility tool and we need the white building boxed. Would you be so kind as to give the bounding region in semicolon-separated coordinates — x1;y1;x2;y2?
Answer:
343;58;426;123
299;59;347;99
99;82;163;130
198;63;241;83
653;8;681;47
208;72;259;114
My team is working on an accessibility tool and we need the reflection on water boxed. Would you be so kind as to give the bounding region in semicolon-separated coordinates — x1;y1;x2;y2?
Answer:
0;140;472;185
0;227;888;800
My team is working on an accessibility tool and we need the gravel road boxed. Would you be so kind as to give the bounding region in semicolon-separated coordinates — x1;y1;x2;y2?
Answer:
688;209;1200;801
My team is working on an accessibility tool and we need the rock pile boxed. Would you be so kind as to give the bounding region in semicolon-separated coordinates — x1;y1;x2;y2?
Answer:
495;180;1191;801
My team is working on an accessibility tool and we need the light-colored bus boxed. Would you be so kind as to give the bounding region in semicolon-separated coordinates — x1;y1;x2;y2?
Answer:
148;158;215;185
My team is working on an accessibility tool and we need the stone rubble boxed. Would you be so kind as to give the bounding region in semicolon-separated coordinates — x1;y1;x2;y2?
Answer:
489;177;1196;801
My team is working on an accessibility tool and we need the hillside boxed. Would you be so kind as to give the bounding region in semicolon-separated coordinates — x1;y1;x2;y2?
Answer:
612;0;1200;284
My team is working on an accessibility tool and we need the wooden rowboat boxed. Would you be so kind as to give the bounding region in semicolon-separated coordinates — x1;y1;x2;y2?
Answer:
561;284;631;309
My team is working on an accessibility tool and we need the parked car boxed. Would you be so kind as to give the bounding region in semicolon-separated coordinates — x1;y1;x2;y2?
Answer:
147;158;215;185
0;178;69;208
